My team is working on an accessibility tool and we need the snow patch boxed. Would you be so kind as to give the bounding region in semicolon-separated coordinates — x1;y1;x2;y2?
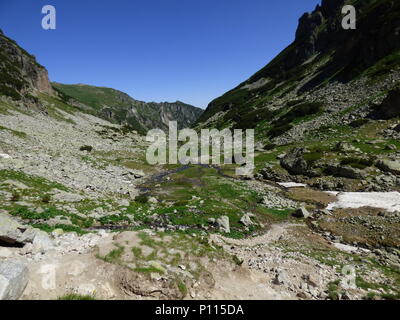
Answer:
278;182;307;188
326;192;400;212
333;243;370;253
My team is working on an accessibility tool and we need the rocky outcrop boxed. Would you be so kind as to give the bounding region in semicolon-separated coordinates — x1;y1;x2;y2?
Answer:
293;207;311;219
325;165;366;180
0;213;54;250
196;0;400;131
0;213;37;246
373;87;400;119
0;32;53;101
376;159;400;175
280;148;309;176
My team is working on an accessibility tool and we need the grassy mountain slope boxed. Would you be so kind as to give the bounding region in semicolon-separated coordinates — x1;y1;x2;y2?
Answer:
196;0;400;139
53;83;203;133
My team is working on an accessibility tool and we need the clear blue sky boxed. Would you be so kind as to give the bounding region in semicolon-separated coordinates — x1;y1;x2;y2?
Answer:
0;0;320;108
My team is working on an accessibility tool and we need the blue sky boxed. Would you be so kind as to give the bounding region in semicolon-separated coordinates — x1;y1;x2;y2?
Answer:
0;0;320;108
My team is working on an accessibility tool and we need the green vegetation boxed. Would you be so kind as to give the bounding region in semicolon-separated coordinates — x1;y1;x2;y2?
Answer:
58;294;96;300
51;83;147;134
0;50;26;101
268;123;293;138
327;280;341;300
0;169;68;193
32;223;87;235
7;206;93;232
340;157;374;170
102;245;125;263
267;102;324;138
0;125;26;138
363;50;400;79
10;191;20;202
349;119;370;128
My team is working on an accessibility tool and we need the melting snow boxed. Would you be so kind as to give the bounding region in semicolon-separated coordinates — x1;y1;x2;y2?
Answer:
326;192;400;212
278;182;307;188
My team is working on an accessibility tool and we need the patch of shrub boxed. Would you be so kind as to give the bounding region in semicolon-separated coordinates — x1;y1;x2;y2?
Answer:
277;102;324;125
0;84;22;101
25;94;39;104
10;191;20;202
99;214;130;226
135;194;149;204
79;145;93;152
267;102;324;138
349;119;369;128
230;107;273;129
41;194;51;203
58;294;95;300
263;143;277;150
340;157;374;169
303;151;324;164
268;123;293;138
286;99;304;107
31;223;87;235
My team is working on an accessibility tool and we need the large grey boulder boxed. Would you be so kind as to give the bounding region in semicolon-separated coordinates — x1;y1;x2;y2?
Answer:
32;231;54;253
376;159;400;175
216;216;230;233
293;207;311;219
375;87;400;119
0;260;29;300
0;213;37;246
0;213;53;254
280;148;309;175
326;165;365;179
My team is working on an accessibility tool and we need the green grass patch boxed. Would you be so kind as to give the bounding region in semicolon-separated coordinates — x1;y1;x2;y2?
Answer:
58;294;96;300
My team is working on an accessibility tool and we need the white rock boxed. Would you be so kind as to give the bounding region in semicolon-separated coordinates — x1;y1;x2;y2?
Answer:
0;154;11;159
240;213;254;227
32;231;55;254
0;260;29;300
216;216;230;233
148;197;158;204
0;248;12;259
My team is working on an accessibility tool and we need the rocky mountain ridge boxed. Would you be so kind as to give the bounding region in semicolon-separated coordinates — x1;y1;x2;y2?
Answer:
0;30;53;103
196;0;400;136
53;83;203;134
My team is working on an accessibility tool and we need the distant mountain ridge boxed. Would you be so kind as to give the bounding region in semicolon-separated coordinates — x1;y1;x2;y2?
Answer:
0;30;202;134
52;83;203;134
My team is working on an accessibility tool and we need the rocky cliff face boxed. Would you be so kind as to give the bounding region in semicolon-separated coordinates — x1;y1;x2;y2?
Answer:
0;30;53;102
196;0;400;134
52;83;203;133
